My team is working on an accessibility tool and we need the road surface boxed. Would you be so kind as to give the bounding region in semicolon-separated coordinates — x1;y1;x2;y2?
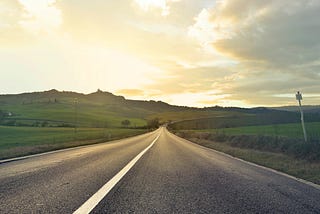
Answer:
1;127;320;213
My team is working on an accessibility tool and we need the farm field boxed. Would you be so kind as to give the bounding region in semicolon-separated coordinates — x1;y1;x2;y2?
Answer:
149;110;244;123
0;90;160;128
2;90;320;160
0;126;148;160
1;101;147;128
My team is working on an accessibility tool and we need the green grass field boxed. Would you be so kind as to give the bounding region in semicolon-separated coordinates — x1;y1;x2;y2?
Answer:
0;90;159;128
203;122;320;140
169;111;320;131
0;126;148;160
149;110;243;123
2;101;147;128
2;90;320;162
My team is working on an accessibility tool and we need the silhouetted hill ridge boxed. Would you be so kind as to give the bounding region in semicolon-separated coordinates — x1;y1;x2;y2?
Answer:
2;89;317;114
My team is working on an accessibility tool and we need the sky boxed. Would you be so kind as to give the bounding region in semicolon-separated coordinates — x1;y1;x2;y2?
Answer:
1;0;320;107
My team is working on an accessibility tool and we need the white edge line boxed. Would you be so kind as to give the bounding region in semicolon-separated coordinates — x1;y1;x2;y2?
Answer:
73;134;160;214
167;130;320;191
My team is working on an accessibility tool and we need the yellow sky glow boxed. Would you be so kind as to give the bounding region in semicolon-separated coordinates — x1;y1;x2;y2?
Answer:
1;0;319;107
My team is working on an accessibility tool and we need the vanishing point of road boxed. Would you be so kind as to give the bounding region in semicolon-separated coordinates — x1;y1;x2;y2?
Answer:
1;127;320;213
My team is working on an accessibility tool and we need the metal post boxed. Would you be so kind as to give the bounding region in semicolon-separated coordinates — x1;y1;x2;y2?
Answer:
296;91;307;142
74;98;78;134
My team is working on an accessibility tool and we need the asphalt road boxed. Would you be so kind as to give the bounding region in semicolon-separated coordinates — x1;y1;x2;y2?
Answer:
1;127;320;213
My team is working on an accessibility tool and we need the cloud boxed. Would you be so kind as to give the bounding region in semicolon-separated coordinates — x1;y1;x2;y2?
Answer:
213;68;320;106
0;0;22;28
54;0;234;85
191;0;320;68
18;0;62;34
1;0;320;107
133;0;181;16
144;65;235;94
186;0;320;106
0;0;26;45
0;0;62;46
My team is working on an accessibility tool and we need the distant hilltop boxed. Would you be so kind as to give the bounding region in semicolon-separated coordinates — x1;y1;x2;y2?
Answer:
1;89;319;113
1;89;320;129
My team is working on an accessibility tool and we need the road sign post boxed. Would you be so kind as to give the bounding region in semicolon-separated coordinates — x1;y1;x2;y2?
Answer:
296;91;307;142
74;98;78;135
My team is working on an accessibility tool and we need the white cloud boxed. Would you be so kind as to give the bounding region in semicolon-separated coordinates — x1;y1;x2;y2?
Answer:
0;1;20;29
190;0;320;67
185;0;320;106
188;9;214;44
1;0;320;107
18;0;62;34
134;0;181;16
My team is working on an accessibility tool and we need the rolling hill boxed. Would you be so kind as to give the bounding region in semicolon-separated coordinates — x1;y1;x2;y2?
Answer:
1;89;320;129
270;105;320;114
0;89;193;128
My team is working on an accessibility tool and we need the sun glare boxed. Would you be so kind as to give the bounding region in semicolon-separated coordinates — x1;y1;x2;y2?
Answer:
67;48;161;92
1;0;319;107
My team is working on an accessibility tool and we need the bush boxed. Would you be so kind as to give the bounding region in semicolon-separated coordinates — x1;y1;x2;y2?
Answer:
0;110;4;121
176;131;320;161
121;120;131;127
147;118;160;129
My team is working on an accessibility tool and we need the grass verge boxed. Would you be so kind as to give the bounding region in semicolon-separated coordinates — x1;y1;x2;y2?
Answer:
0;126;148;160
203;122;320;140
172;130;320;185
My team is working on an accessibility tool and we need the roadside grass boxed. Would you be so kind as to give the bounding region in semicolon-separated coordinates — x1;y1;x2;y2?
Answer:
186;137;320;185
171;124;320;185
202;122;320;140
0;126;148;160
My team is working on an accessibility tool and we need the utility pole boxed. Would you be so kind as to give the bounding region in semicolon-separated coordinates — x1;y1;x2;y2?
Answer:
296;91;307;142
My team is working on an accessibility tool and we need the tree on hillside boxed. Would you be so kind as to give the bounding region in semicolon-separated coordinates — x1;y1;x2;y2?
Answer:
41;121;49;127
147;118;160;129
121;119;131;127
0;110;4;121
